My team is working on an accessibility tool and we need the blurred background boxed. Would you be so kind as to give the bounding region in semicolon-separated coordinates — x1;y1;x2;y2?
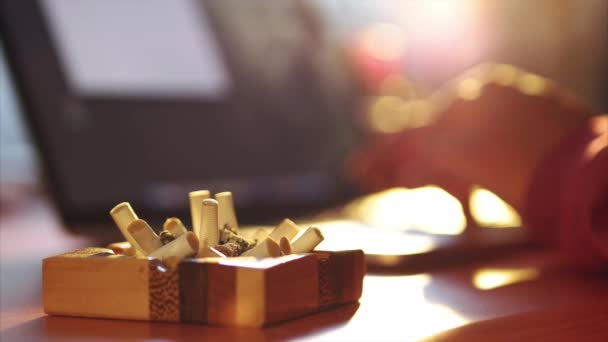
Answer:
1;0;607;240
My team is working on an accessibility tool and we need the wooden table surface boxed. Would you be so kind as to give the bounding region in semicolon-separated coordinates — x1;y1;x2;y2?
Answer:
1;194;607;341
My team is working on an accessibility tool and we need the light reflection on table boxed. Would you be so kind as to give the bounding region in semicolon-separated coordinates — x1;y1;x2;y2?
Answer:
303;274;469;341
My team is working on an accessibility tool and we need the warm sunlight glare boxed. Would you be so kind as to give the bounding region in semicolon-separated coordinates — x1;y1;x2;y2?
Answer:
406;99;434;128
457;77;482;100
469;186;521;228
516;72;547;95
489;63;518;86
328;275;470;341
359;23;406;61
368;97;433;133
313;220;436;256
369;96;409;133
346;187;467;235
473;267;539;290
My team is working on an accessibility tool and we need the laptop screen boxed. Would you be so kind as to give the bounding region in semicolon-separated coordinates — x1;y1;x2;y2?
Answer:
1;0;361;226
40;0;230;99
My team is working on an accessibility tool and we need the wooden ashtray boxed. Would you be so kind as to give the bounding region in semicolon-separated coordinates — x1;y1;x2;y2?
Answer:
43;248;364;327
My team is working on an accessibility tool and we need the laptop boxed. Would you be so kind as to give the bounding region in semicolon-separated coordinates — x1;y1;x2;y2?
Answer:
0;0;530;271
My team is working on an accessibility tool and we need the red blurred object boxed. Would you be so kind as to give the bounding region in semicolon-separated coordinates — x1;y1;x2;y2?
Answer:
350;23;406;93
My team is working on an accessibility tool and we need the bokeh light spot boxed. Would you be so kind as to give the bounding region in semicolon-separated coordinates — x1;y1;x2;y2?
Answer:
516;72;546;95
470;186;521;228
457;78;482;100
345;186;467;235
490;64;518;86
473;267;539;290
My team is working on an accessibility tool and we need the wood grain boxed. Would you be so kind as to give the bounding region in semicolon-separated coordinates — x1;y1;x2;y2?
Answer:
314;250;366;308
43;250;150;320
317;252;334;309
148;260;179;322
236;266;265;327
42;248;365;327
178;259;208;324
206;262;236;326
264;254;319;324
206;255;320;327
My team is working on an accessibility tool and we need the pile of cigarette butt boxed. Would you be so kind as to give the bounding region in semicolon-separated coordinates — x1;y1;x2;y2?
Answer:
110;190;324;261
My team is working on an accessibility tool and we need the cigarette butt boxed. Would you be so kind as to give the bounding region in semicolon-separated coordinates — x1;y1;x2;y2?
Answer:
241;237;282;258
127;219;162;255
215;191;239;233
149;231;199;260
163;217;188;238
252;228;269;242
279;237;292;255
290;227;324;254
268;219;300;242
110;202;144;256
198;246;227;258
200;199;219;248
189;190;210;239
106;241;135;256
266;238;282;257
